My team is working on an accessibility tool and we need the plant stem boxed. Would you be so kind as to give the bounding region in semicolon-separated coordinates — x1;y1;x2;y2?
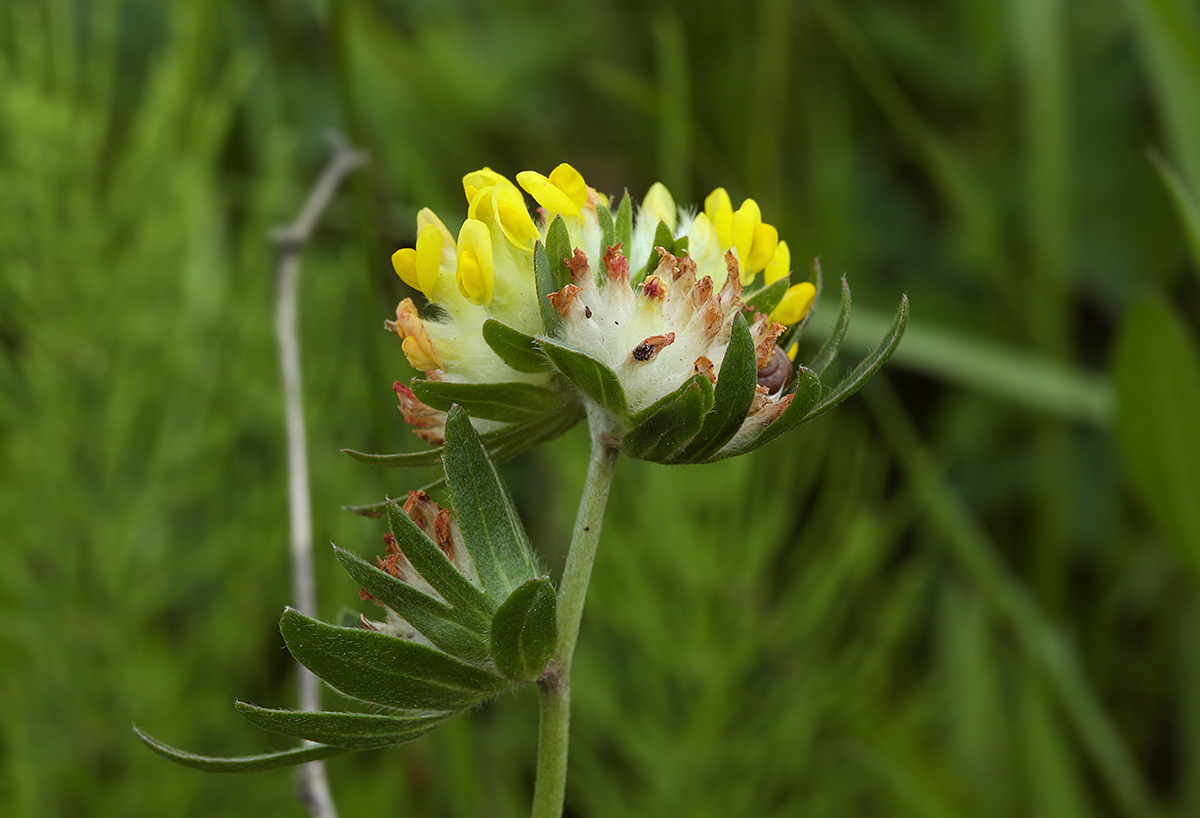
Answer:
530;406;621;818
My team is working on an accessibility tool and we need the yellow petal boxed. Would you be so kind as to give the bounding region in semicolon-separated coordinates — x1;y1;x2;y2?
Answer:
417;208;456;250
548;163;588;209
641;182;678;232
704;188;733;248
747;222;778;275
462;167;510;205
764;240;791;285
517;170;581;219
732;198;762;282
770;282;817;326
392;247;419;290
470;183;538;249
787;341;799;362
415;224;444;297
456;219;495;306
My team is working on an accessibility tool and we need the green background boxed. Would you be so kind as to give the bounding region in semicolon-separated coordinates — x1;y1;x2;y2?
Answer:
3;0;1200;815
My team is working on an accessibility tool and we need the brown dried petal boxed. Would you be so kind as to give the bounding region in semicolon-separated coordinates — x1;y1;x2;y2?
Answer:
694;356;716;384
565;248;589;283
604;243;630;281
643;275;666;300
548;284;582;318
630;333;675;363
433;507;456;560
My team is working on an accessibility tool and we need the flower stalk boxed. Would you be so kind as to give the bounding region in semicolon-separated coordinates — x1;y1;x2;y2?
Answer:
532;404;621;818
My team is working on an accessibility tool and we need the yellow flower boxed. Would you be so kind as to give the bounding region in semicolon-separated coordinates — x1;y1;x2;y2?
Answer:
380;163;907;460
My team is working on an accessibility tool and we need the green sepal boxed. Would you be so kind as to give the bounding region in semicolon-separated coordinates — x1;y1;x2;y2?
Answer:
280;608;507;711
489;577;558;681
807;277;851;377
340;448;443;469
482;319;551;373
744;276;790;316
411;380;569;423
443;407;540;604
623;374;713;462
669;313;759;463
333;546;489;662
535;240;563;336
615;191;633;252
633;220;676;285
134;726;347;773
537;337;630;419
384;499;492;621
235;703;451;750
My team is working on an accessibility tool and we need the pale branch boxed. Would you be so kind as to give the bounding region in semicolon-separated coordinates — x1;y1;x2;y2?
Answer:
272;133;367;818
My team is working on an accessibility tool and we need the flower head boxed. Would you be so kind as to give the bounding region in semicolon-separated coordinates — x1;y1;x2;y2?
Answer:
374;164;907;465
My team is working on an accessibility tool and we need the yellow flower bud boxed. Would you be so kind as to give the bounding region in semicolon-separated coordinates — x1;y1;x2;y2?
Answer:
764;240;791;285
456;219;495;306
469;182;538;249
641;182;677;233
770;281;817;326
731;198;762;282
392;247;419;290
704;187;733;248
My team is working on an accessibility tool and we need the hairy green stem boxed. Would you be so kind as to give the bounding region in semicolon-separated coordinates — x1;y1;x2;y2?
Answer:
530;406;621;818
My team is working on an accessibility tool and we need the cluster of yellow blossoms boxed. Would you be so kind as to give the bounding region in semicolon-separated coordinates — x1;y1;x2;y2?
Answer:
386;163;819;459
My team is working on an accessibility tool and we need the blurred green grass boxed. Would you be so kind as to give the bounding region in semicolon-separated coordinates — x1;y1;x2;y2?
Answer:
2;0;1200;815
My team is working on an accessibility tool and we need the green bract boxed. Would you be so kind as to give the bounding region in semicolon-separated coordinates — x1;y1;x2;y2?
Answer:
135;407;558;772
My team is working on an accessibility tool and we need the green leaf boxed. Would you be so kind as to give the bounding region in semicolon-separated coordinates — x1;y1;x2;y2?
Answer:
235;703;451;750
134;726;346;773
489;577;558;680
1115;298;1200;582
280;608;507;710
808;277;851;377
535;240;563;336
480;401;586;461
442;407;540;602
482;319;551;373
385;500;492;620
615;191;633;251
333;547;489;662
537;337;630;418
623;374;713;462
597;202;615;259
633;220;676;285
804;293;908;422
670;313;759;463
744;276;790;315
410;380;568;423
340;447;443;469
545;216;573;288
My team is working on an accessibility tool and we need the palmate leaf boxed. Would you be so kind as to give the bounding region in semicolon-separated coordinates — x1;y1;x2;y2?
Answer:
384;500;492;619
333;546;489;662
808;276;851;377
134;727;347;773
489;577;558;681
280;608;508;711
442;407;541;604
235;703;452;750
